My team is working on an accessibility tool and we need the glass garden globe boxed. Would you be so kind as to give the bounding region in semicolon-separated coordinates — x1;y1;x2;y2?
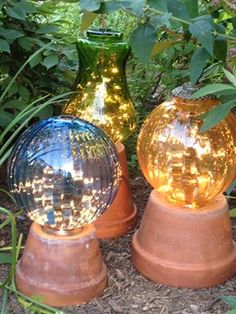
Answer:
63;30;136;143
137;84;236;209
8;116;121;230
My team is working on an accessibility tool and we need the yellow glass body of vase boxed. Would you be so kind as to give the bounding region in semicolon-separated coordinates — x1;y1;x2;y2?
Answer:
63;30;136;143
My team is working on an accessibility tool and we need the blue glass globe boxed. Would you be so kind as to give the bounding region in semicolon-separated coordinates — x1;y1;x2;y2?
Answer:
8;116;121;230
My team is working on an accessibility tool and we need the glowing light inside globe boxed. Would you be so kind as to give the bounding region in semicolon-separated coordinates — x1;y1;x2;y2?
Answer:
63;30;136;143
8;116;121;230
138;88;236;209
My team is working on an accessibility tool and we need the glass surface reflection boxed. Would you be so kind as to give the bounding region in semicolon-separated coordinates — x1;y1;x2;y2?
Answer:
8;116;121;230
63;30;136;143
138;96;236;209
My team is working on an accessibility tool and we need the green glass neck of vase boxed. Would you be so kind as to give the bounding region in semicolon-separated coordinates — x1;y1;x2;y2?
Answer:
75;29;130;88
86;29;123;42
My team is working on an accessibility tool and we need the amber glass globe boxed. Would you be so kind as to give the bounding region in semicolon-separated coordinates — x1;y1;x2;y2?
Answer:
8;116;121;230
138;88;236;208
63;29;136;143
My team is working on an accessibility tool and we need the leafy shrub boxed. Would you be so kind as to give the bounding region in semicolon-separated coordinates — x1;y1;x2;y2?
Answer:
0;0;77;132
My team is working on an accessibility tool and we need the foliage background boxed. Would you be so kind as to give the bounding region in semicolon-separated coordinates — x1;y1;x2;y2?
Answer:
0;1;236;313
0;0;236;175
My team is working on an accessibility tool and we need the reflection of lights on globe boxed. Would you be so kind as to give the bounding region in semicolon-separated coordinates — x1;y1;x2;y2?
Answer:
138;89;236;209
63;30;136;143
8;116;121;231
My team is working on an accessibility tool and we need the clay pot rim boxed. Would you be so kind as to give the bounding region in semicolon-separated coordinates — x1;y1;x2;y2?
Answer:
150;190;228;217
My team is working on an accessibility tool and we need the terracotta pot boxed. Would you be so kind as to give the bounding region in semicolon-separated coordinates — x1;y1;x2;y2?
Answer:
16;223;107;306
132;190;236;288
95;142;137;238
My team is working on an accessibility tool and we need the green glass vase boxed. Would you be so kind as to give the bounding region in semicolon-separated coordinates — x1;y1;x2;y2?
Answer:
63;30;136;143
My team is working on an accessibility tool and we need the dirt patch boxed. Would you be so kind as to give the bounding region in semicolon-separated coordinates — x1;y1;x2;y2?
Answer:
1;175;236;313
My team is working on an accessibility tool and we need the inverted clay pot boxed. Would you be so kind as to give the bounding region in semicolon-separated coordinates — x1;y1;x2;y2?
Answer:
132;190;236;288
95;142;137;238
16;222;107;306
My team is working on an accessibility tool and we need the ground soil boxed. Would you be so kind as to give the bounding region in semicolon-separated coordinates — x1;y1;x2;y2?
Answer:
0;172;236;314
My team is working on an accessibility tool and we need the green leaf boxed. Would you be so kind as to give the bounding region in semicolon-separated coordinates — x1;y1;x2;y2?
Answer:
192;84;236;98
221;296;236;309
130;23;156;64
232;56;236;67
189;47;210;84
226;310;236;314
189;20;214;55
0;112;13;128
37;24;59;34
214;23;226;39
3;100;25;110
0;39;10;53
19;1;38;13
1;289;9;314
0;44;50;106
182;0;198;18
167;0;190;20
233;67;236;77
96;1;130;13
147;0;168;12
150;13;172;28
151;39;175;57
230;208;236;218
29;53;42;68
80;0;101;12
7;83;19;97
37;104;54;119
80;11;98;32
127;0;144;16
0;64;9;74
200;100;236;132
214;38;227;62
223;69;236;87
0;29;24;43
0;253;12;264
43;54;59;69
17;37;32;51
19;86;30;101
7;6;26;20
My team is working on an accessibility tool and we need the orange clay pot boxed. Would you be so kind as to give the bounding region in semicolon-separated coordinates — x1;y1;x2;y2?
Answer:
16;223;107;306
132;190;236;288
95;142;137;238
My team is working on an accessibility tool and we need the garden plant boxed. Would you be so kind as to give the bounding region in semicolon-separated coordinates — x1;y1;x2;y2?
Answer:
0;0;236;313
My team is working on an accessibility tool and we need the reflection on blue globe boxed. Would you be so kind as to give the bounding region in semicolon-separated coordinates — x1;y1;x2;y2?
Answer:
8;116;121;230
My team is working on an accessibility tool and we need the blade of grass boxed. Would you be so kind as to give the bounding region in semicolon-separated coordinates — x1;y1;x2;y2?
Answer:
0;210;23;230
0;94;50;144
1;288;9;314
0;148;12;166
229;208;236;218
0;246;24;252
16;233;23;261
0;44;51;105
0;207;17;288
0;253;12;264
0;217;11;229
5;285;65;314
0;91;73;163
9;234;65;313
0;188;16;203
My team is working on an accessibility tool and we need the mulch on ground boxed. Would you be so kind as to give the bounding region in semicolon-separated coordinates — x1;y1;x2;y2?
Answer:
0;173;236;314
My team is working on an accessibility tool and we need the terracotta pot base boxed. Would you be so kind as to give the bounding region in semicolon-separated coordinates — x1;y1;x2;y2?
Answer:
132;190;236;288
16;223;107;306
95;142;137;238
